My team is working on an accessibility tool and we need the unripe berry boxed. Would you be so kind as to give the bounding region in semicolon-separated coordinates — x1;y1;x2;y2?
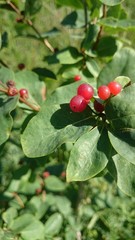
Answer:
70;95;87;112
19;88;29;99
108;81;122;95
98;85;111;100
94;100;104;113
7;87;18;96
74;75;81;81
77;83;94;101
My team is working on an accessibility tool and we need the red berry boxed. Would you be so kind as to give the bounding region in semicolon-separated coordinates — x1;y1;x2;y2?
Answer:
7;87;18;96
19;88;29;99
35;188;42;195
108;81;122;95
94;100;104;113
42;171;50;178
70;95;87;112
74;75;81;81
18;63;25;70
77;83;94;101
61;171;66;178
98;85;111;100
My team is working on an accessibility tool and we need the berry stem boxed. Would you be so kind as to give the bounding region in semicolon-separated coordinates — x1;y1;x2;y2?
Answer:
19;97;40;112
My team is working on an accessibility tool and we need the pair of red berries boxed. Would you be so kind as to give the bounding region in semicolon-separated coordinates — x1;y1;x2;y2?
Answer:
8;87;29;99
70;81;122;113
70;83;94;112
98;81;122;100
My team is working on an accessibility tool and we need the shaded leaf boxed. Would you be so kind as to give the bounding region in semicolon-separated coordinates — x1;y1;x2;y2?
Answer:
97;36;117;57
55;0;83;8
25;0;42;16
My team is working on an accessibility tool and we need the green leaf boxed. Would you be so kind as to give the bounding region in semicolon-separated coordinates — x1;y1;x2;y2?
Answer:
99;17;135;29
97;36;117;57
44;213;63;236
55;196;72;217
67;127;111;182
97;48;135;86
10;213;44;240
0;95;18;145
82;24;99;50
40;27;60;38
112;154;135;197
15;70;45;107
2;208;18;226
57;47;83;64
21;82;95;157
105;84;135;130
44;175;66;192
86;59;100;78
99;0;124;6
108;130;135;165
27;196;49;219
25;0;42;16
55;0;83;8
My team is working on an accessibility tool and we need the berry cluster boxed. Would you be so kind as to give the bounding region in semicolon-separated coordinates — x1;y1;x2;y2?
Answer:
69;80;122;113
6;80;29;99
70;83;94;112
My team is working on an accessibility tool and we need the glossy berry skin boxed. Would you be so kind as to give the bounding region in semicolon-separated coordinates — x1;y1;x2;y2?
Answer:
108;81;122;95
94;100;104;113
19;88;29;99
74;75;81;81
98;85;111;100
7;87;18;96
77;83;94;101
70;95;87;112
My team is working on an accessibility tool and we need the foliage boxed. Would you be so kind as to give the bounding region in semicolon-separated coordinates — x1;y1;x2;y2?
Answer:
0;0;135;239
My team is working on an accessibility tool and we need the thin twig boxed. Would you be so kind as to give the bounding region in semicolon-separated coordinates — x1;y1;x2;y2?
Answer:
12;192;24;208
83;0;88;32
6;0;54;52
19;97;40;112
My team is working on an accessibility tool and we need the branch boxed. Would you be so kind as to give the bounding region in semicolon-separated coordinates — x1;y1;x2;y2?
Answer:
6;0;54;52
83;0;88;32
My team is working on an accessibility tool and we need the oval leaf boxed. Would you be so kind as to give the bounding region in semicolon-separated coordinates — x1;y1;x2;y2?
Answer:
108;129;135;165
21;82;95;157
105;83;135;129
67;127;111;182
44;213;63;236
113;154;135;197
